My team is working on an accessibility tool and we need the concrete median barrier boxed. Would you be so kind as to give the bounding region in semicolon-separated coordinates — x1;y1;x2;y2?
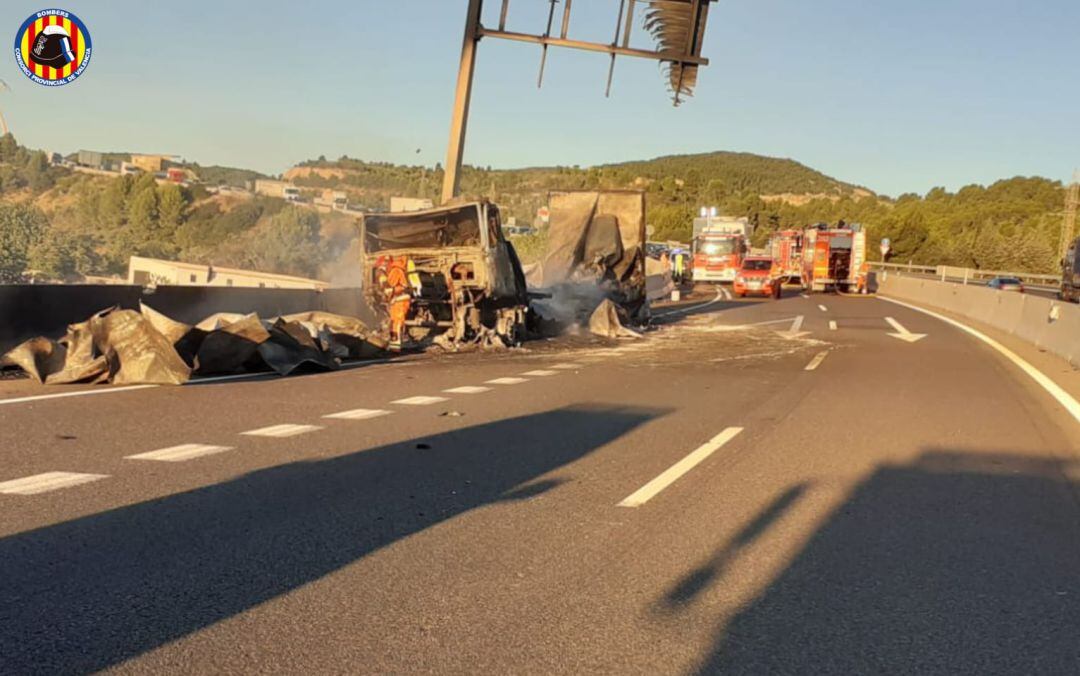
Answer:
878;274;1080;367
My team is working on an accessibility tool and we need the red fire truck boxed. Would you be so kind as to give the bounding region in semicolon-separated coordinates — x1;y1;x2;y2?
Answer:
691;216;751;284
801;223;868;293
769;229;803;283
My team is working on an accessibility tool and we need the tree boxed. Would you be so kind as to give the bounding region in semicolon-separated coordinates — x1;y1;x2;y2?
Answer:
158;183;187;230
0;204;47;281
248;207;323;276
28;229;99;281
0;132;17;162
24;151;54;191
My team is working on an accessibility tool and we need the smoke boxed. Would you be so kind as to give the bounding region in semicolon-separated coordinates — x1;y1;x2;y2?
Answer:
319;235;365;288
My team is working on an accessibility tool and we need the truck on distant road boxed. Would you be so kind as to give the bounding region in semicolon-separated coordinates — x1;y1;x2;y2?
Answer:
691;216;751;283
801;223;868;293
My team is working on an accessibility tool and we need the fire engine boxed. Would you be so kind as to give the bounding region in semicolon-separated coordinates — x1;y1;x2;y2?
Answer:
691;216;751;283
801;223;868;293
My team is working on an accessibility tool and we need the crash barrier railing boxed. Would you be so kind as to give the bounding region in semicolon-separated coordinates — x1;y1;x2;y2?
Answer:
875;274;1080;368
869;262;1061;293
0;284;373;355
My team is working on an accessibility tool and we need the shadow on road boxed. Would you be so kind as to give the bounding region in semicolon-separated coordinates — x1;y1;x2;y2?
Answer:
658;483;809;612
0;404;663;674
681;451;1080;674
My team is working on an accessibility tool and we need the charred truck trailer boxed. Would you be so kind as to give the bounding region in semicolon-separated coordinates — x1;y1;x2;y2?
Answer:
361;201;529;349
537;190;649;323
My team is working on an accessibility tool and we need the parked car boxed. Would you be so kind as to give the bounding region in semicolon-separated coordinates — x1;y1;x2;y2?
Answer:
987;276;1025;293
733;256;778;298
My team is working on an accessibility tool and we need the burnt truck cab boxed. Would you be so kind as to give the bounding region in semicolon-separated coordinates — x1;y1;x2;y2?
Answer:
361;200;529;347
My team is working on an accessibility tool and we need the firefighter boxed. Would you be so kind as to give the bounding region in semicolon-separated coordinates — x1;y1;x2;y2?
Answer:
385;256;412;348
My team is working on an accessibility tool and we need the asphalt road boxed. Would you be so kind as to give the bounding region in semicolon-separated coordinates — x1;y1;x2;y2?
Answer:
2;291;1079;675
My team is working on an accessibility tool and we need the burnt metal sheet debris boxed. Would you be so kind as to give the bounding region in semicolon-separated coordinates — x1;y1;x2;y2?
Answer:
2;303;384;386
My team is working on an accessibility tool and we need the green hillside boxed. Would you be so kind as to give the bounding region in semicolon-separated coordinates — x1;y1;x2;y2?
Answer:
0;132;1068;282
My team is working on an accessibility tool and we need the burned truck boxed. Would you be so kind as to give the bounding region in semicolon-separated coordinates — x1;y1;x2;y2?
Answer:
361;200;529;349
531;190;649;330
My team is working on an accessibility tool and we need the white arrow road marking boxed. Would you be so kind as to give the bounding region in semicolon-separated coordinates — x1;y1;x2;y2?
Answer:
323;408;393;420
885;317;927;343
880;297;1080;425
0;472;108;495
619;427;744;507
804;351;830;371
776;315;812;340
127;444;233;462
241;424;323;437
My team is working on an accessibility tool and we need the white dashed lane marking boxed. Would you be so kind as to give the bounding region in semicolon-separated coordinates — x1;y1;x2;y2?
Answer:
550;363;582;370
241;424;323;438
619;427;744;508
127;444;233;462
0;472;109;495
818;304;828;312
486;377;528;385
804;352;830;371
521;370;558;377
391;396;450;406
443;386;491;394
829;320;838;331
323;408;393;421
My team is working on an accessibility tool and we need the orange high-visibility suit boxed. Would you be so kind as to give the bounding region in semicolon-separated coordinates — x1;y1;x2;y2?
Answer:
385;257;412;343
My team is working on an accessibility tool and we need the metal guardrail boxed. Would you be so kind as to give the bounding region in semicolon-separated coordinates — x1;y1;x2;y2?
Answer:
869;262;1061;290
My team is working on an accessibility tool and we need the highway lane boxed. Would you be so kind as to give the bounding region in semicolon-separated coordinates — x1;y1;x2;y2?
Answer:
1;292;1079;674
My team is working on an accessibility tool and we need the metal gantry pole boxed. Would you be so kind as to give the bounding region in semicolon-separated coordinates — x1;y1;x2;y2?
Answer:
442;0;484;204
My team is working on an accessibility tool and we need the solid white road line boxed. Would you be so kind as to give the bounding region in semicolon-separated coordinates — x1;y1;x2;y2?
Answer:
443;386;492;394
241;423;323;438
0;384;157;407
805;351;830;371
322;408;393;420
829;320;838;331
654;287;725;318
486;377;528;385
618;427;744;508
391;395;449;406
880;297;1080;425
126;444;233;462
521;370;558;377
0;472;109;495
818;304;828;312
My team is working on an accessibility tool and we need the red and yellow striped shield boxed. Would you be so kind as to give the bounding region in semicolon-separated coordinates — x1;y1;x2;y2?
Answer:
14;9;92;86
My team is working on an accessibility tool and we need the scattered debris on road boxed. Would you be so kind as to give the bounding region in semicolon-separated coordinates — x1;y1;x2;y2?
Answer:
2;304;385;385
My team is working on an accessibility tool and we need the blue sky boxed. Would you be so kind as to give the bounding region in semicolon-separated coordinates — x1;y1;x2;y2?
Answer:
3;1;1077;197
